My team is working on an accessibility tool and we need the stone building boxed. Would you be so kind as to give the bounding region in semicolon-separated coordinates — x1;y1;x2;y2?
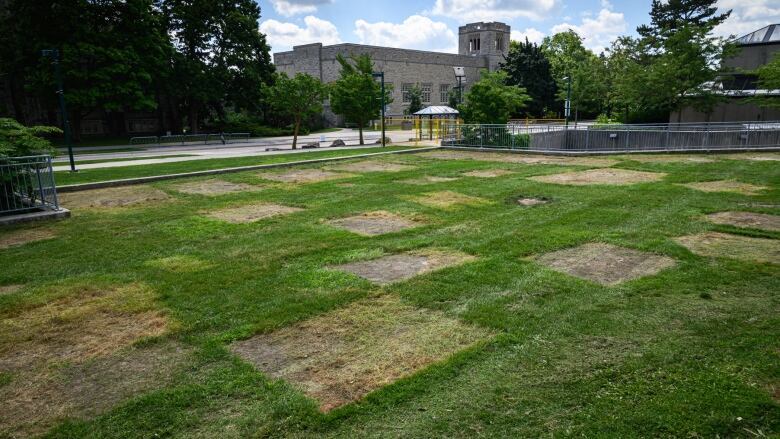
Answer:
672;24;780;122
273;22;510;125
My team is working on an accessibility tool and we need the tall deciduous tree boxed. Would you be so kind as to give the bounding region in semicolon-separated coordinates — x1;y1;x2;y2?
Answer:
330;54;392;145
406;86;423;115
749;52;780;109
501;39;557;117
268;73;327;149
459;70;529;124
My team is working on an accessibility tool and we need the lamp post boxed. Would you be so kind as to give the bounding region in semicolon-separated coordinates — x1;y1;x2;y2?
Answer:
563;75;572;129
371;72;386;147
42;49;76;172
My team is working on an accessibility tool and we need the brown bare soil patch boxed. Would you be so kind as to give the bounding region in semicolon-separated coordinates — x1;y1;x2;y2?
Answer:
207;203;303;224
258;169;355;183
408;190;490;209
59;185;170;209
517;197;549;206
230;295;492;412
621;154;716;163
675;232;780;264
722;153;780;162
529;168;666;186
331;249;475;285
462;169;514;178
145;255;213;272
327;211;422;236
705;211;780;232
536;243;676;285
0;342;189;438
0;283;168;373
328;160;416;173
679;180;768;195
173;179;262;196
0;285;23;296
0;228;55;250
421;150;618;167
400;176;459;185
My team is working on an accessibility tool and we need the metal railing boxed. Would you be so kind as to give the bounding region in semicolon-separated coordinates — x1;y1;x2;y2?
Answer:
130;132;251;146
441;121;780;152
0;155;59;216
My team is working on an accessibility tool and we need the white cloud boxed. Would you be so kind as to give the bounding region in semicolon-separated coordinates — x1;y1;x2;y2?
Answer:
510;28;545;44
431;0;558;22
713;0;780;39
259;16;341;52
269;0;333;17
551;7;627;54
354;15;458;53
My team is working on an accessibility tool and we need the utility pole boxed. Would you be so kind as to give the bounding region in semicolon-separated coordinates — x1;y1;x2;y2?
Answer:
372;72;386;147
42;49;76;172
564;75;572;129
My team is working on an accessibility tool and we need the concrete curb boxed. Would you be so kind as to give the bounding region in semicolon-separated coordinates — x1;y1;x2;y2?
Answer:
0;208;71;226
58;146;441;192
443;145;780;156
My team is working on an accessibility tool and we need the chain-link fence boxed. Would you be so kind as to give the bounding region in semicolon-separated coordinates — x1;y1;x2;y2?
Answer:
442;122;780;152
0;155;59;216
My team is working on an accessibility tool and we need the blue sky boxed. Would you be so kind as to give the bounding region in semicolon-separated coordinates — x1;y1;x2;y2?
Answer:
258;0;780;55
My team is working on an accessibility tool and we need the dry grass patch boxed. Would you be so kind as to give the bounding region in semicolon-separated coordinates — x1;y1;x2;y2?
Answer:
705;211;780;232
0;342;190;438
421;150;618;167
675;232;780;264
0;285;23;296
207;203;303;224
145;255;213;272
258;169;355;184
621;154;716;163
400;176;459;185
59;185;170;209
529;168;666;186
328;160;416;173
230;295;493;412
0;228;55;250
536;243;676;285
462;169;514;178
722;153;780;162
327;211;422;236
331;249;475;285
0;283;168;373
173;179;263;196
517;197;549;206
679;180;768;195
408;190;490;210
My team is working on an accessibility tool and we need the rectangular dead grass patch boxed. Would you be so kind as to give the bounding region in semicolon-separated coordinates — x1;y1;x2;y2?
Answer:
679;180;768;195
0;228;56;250
408;190;490;210
327;160;416;173
462;169;515;178
705;211;780;232
58;185;171;209
674;232;780;264
420;150;618;167
536;243;676;285
721;153;780;162
400;176;459;185
207;203;303;224
173;179;263;196
258;169;356;184
529;168;666;186
327;211;422;236
145;255;213;272
0;342;190;438
331;249;475;285
0;283;168;374
620;154;716;164
230;295;493;412
0;285;23;296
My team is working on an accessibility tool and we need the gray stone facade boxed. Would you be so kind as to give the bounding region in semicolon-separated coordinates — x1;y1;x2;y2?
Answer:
273;22;510;126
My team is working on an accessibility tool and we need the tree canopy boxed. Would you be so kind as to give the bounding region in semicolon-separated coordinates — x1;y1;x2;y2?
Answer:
268;73;328;149
501;39;557;117
330;54;392;144
459;70;529;124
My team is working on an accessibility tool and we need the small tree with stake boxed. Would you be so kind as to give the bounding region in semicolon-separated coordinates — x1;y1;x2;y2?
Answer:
268;73;327;149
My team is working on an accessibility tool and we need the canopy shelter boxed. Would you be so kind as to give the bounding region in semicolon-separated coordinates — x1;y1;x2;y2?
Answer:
413;106;460;141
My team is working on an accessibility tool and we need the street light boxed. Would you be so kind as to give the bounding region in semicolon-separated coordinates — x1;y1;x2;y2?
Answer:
41;49;76;172
371;72;386;147
563;75;572;129
453;67;466;105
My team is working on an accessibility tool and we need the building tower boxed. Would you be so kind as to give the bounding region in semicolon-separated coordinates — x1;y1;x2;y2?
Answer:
458;22;511;71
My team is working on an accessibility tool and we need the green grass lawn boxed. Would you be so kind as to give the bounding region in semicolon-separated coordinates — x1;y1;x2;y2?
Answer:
70;154;198;166
1;151;778;438
55;146;415;186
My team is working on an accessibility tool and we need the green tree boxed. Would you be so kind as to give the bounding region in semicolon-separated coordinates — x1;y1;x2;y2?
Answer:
329;54;392;145
501;38;557;117
749;52;780;108
638;0;730;43
268;73;327;149
406;86;423;114
0;118;59;157
459;70;529;124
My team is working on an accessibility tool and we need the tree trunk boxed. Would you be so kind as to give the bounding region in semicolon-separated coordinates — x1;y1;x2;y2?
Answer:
8;75;26;124
358;120;364;145
292;116;300;149
188;100;199;134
